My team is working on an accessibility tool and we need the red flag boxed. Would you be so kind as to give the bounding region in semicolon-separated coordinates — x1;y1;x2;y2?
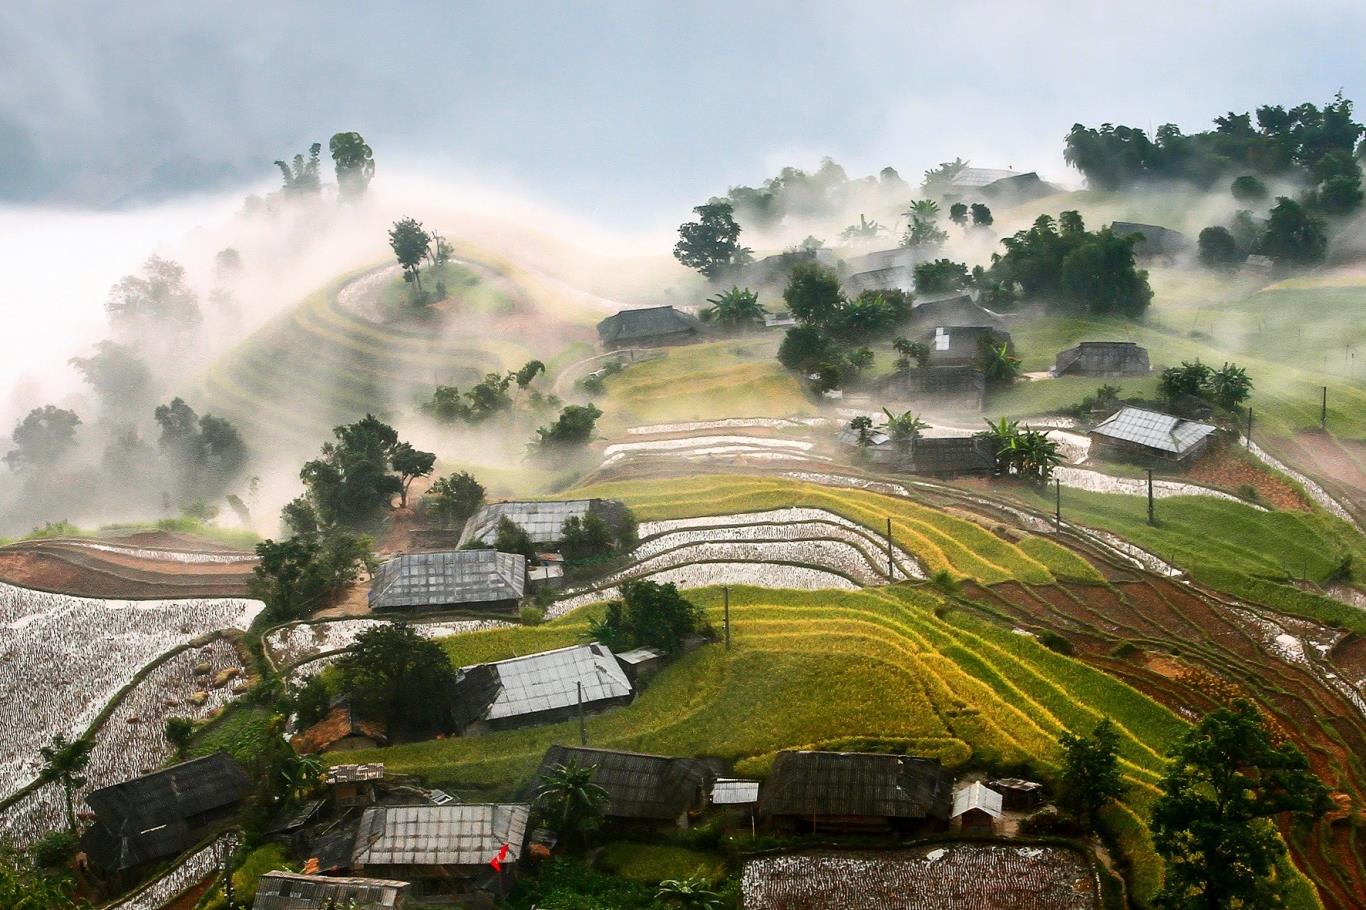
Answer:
489;842;510;872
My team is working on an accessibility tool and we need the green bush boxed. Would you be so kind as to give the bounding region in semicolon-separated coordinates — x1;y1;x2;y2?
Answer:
1038;630;1076;656
30;831;78;868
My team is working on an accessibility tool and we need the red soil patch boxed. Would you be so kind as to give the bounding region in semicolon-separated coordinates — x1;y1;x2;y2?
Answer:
1268;430;1366;521
1182;441;1311;510
0;541;254;599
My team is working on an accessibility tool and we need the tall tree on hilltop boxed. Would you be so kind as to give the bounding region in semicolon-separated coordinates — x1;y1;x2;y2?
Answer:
275;143;322;195
389;218;432;296
673;202;750;279
1058;718;1125;833
329;131;375;201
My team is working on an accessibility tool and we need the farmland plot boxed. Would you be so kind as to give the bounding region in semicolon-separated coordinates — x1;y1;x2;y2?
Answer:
741;844;1098;910
0;638;247;844
0;582;261;801
264;617;507;669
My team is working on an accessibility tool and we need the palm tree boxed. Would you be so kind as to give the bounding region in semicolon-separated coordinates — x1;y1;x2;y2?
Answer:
1208;362;1253;410
1017;427;1063;483
281;753;326;803
881;408;929;451
40;733;94;834
699;286;766;332
656;874;724;909
979;417;1022;474
978;342;1022;385
535;759;609;847
839;214;886;241
904;199;941;221
847;415;874;447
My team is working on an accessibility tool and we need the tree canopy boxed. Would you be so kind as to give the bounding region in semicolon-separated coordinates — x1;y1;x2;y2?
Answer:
589;580;707;654
330;131;375;201
1058;718;1125;832
673;202;748;279
296;414;429;528
534;404;602;449
106;256;200;330
4;405;80;472
335;622;457;740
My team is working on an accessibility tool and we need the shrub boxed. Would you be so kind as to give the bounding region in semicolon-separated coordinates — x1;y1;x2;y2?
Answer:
31;831;78;868
1110;641;1140;659
519;605;546;626
1038;630;1075;656
1235;483;1259;502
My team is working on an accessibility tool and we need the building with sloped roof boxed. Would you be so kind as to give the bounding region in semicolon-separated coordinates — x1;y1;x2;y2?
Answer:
291;700;387;755
711;778;760;807
368;550;525;614
758;750;953;834
536;745;714;829
878;365;986;413
952;781;1004;834
846;265;914;294
453;643;635;733
1089;406;1216;465
252;871;409;910
907;295;1007;331
350;803;530;895
924;325;1013;368
81;753;251;877
1053;341;1150;377
458;498;628;548
949;167;1022;188
597;306;703;349
907;436;996;476
1110;221;1189;259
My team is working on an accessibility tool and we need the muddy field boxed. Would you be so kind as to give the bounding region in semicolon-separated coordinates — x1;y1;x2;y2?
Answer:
0;535;255;599
741;844;1098;910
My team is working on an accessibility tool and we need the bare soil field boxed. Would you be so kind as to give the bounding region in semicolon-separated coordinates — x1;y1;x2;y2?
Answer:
0;538;255;599
1182;442;1312;511
1270;431;1366;524
741;844;1098;910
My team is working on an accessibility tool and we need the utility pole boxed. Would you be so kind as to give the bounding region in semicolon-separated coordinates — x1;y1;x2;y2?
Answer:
723;586;731;650
1147;469;1155;525
885;517;894;580
1321;386;1328;430
577;681;587;746
1055;478;1061;531
1245;406;1252;449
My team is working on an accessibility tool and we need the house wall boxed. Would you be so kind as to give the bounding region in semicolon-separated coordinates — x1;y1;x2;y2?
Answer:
470;693;635;734
1089;434;1209;467
374;596;520;616
602;330;700;351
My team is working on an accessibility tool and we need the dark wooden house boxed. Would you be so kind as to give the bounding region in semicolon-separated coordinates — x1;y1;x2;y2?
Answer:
1110;221;1189;259
1089;406;1215;466
758;750;953;834
81;752;250;879
878;365;986;412
536;745;714;829
252;871;409;910
906;436;996;476
596;306;703;349
987;777;1044;811
1053;341;1150;377
906;295;1007;332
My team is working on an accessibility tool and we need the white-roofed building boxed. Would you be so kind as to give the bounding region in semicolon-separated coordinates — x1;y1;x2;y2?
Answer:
951;780;1004;833
368;550;526;614
453;643;635;733
458;498;629;548
350;803;530;895
1089;406;1216;465
711;778;761;807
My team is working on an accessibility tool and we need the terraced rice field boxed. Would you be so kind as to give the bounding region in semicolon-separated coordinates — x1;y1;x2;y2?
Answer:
0;534;256;599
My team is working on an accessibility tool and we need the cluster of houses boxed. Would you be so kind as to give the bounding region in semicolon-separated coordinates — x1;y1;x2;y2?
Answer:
74;744;1044;908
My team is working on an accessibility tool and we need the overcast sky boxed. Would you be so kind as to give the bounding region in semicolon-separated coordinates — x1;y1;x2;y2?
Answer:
4;1;1366;221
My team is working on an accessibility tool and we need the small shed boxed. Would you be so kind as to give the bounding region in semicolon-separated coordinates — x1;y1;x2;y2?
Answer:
952;781;1004;834
327;763;386;809
81;753;251;877
1053;341;1151;377
924;325;1013;368
1110;221;1189;259
459;498;629;548
758;750;953;834
252;871;409;910
614;646;668;685
453;643;635;733
368;550;526;614
536;745;714;829
988;777;1044;811
597;306;703;349
292;701;387;755
1089;406;1216;466
711;778;761;810
907;436;996;477
350;803;531;895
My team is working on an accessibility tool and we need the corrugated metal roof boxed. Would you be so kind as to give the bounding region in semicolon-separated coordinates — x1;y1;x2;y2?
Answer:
952;781;1004;819
252;872;409;910
837;426;892;447
460;499;612;547
615;646;666;666
758;751;953;820
949;167;1021;187
329;763;385;784
537;746;713;821
1091;406;1215;454
352;804;530;868
711;778;761;805
473;643;633;721
368;550;525;610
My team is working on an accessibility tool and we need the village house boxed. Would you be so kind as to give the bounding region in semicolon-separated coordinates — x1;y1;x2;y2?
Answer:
349;803;530;897
710;778;761;821
988;777;1045;811
906;294;1007;332
1110;221;1189;259
758;750;954;834
452;643;635;734
327;763;386;810
291;700;387;755
596;305;704;349
536;745;714;830
923;325;1014;368
368;550;526;614
1089;405;1216;466
943;168;1057;206
1052;341;1151;377
81;752;251;880
458;498;630;549
905;436;996;477
951;781;1005;835
877;365;986;412
845;265;914;295
613;646;668;685
252;871;410;910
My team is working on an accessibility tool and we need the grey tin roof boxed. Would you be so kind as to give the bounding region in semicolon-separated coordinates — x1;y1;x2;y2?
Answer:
615;646;667;666
469;643;633;721
369;550;525;610
597;306;702;345
711;778;761;805
758;750;953;821
537;745;714;821
352;804;530;868
252;871;409;910
1090;406;1215;455
460;499;597;547
952;781;1004;819
949;167;1021;187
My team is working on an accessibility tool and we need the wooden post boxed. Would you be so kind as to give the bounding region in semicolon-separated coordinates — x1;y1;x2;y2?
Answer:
1055;478;1061;531
1321;386;1328;430
577;681;587;746
1146;470;1155;526
1246;406;1252;449
723;586;731;650
885;517;894;580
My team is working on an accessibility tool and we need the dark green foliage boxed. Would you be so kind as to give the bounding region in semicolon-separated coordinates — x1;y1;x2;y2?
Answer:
1151;701;1329;910
388;217;432;296
970;202;993;227
249;528;374;620
494;516;537;561
38;734;93;834
389;442;435;509
466;371;513;420
1230;175;1268;202
516;359;547;389
69;341;151;405
1158;360;1252;410
892;336;929;372
977;341;1022;386
699;286;766;331
153;397;248;496
913;258;970;294
0;844;86;909
426;471;485;529
776;325;832;372
673;202;748;279
988;212;1152;317
535;404;602;449
535;759;610;848
1158;360;1214;403
29;831;78;870
781;262;844;327
106;255;201;329
561;513;617;560
329;131;375;201
978;417;1062;483
3;405;80;471
335;622;458;740
275;143;322;195
847;415;873;447
1257;197;1327;265
506;858;658;910
298;414;409;528
1198;226;1242;270
1038;629;1075;656
948;202;969;226
1206;363;1253;410
290;675;333;729
589;580;706;654
715;157;867;229
164;716;194;759
1059;718;1124;833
